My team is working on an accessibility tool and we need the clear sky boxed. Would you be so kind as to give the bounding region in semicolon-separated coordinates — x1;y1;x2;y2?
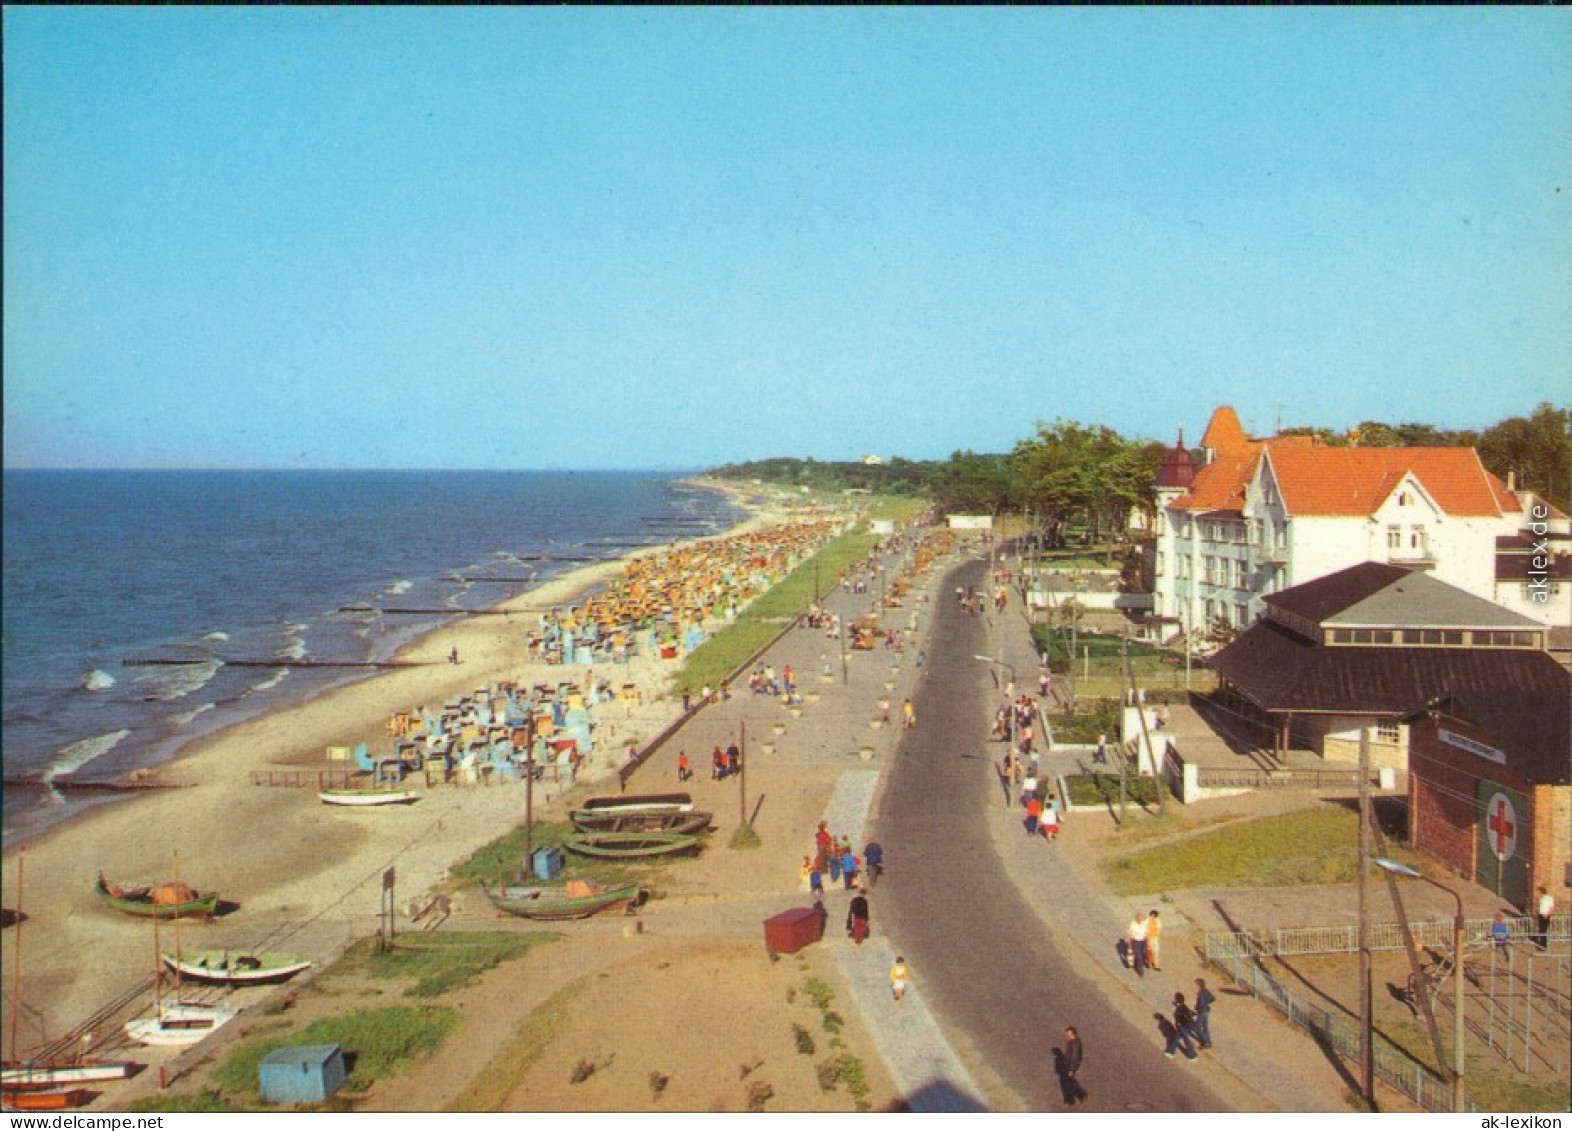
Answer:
5;8;1568;470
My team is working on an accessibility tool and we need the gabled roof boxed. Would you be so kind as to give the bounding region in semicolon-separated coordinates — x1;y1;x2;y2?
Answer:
1211;618;1568;722
1200;406;1249;453
1266;446;1514;518
1404;686;1570;786
1170;448;1261;514
1266;562;1542;630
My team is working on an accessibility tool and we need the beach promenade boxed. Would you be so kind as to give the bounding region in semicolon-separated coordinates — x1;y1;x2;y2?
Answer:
10;517;1429;1113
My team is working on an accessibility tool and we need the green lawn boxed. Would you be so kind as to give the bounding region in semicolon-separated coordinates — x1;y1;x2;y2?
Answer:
1103;805;1418;895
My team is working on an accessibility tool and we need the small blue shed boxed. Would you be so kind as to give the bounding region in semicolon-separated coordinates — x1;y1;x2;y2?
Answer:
259;1043;347;1105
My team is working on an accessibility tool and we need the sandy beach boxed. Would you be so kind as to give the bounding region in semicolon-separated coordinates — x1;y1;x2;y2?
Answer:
0;480;845;1054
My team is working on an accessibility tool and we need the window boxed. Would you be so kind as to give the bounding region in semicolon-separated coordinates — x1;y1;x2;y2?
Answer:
1371;630;1394;644
1374;722;1400;744
1236;602;1250;626
1387;526;1402;551
1442;630;1463;646
1397;491;1410;507
1332;628;1353;644
1410;526;1427;552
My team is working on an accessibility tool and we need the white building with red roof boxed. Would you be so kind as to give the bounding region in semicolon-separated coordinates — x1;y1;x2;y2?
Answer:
1152;407;1567;641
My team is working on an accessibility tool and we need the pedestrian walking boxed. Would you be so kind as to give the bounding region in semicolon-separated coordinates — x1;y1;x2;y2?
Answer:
809;862;824;897
1492;913;1511;952
890;955;908;1001
1127;912;1149;977
1147;909;1163;970
1025;794;1042;837
711;746;726;780
863;840;884;888
1042;797;1060;841
726;742;741;776
1021;772;1039;807
1535;886;1556;950
1193;979;1215;1049
676;751;691;782
841;846;859;890
827;841;843;884
1160;1000;1199;1061
847;892;870;945
1059;1027;1088;1105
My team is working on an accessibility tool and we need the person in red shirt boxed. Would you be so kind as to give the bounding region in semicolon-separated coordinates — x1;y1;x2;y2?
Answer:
1025;794;1043;836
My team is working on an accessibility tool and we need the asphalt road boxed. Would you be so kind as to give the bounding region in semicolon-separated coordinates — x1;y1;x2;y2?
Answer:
877;557;1230;1113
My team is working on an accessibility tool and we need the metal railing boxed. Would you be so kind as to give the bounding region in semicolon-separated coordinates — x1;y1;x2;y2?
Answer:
1204;916;1570;959
1206;933;1479;1113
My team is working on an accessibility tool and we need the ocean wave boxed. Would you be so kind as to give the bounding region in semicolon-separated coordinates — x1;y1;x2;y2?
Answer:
43;728;131;783
82;668;116;691
169;702;216;727
276;640;308;661
247;669;289;694
132;658;222;702
385;580;412;595
201;631;230;643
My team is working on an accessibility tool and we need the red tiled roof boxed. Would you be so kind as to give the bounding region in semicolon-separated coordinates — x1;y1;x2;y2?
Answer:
1169;447;1261;514
1200;406;1248;452
1266;446;1511;518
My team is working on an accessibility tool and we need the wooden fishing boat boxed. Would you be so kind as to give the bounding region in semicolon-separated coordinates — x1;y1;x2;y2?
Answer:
485;881;644;921
6;857;141;1094
124;1001;238;1048
162;948;311;986
578;792;693;815
569;807;711;835
562;831;700;859
94;874;219;921
1;1088;95;1111
318;788;421;807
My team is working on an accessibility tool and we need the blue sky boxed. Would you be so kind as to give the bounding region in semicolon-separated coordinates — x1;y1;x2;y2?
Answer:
5;8;1568;469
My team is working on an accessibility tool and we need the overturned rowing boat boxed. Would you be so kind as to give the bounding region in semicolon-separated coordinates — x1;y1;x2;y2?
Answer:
485;880;644;921
562;831;700;859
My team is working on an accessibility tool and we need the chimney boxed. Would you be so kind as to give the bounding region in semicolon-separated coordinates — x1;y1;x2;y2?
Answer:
1507;470;1516;491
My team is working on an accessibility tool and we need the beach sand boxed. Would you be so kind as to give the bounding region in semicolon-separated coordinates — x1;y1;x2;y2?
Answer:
2;482;899;1110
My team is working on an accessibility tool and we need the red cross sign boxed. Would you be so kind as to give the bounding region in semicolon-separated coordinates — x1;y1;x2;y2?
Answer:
1486;793;1519;863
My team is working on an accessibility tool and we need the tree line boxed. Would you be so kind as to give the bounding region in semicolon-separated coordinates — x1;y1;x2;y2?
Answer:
709;402;1569;539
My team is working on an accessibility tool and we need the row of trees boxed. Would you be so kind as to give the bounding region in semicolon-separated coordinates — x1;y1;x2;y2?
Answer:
710;402;1570;534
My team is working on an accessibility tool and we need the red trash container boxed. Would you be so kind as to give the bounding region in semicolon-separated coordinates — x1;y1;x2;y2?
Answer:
763;907;825;954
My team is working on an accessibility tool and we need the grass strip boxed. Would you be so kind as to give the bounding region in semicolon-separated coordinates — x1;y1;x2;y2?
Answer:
337;931;553;998
213;1006;462;1099
1103;805;1419;895
445;978;588;1111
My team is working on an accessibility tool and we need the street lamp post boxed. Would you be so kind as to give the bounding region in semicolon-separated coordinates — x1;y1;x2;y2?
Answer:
1376;858;1467;1113
973;654;1017;751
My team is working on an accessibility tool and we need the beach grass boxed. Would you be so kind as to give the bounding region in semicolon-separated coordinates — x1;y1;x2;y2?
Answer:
1378;1020;1567;1113
128;1090;244;1114
1103;805;1419;894
212;1005;462;1101
337;931;554;998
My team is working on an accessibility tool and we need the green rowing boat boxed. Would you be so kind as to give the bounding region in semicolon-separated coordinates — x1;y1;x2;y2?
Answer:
561;831;700;859
485;881;644;921
95;874;220;921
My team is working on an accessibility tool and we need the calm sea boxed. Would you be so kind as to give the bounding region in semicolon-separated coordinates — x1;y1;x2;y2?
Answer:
1;470;742;844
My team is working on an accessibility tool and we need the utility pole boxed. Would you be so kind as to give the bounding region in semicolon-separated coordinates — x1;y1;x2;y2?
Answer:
738;720;748;827
1357;728;1375;1108
523;713;537;864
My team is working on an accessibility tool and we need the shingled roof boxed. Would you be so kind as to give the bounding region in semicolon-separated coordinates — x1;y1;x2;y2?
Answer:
1211;617;1568;718
1265;562;1542;629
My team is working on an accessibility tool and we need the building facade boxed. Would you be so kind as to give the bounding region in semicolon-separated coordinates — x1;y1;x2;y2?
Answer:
1152;407;1566;641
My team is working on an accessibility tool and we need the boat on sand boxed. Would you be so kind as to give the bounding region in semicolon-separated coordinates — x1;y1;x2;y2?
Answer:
161;948;311;986
95;874;219;921
318;789;421;807
568;808;711;835
485;880;644;921
562;830;700;859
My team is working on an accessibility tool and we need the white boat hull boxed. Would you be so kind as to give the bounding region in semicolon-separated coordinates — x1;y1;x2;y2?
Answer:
124;1002;238;1047
1;1062;135;1088
318;790;421;807
162;951;311;986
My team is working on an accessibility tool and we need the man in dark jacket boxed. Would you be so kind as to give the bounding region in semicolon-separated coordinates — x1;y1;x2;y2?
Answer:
1059;1026;1088;1104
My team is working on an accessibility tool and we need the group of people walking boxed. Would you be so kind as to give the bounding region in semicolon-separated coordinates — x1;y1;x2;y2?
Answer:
1121;909;1219;1064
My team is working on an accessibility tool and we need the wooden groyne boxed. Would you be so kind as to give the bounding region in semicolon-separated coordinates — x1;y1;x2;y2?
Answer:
123;657;439;667
4;777;190;793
